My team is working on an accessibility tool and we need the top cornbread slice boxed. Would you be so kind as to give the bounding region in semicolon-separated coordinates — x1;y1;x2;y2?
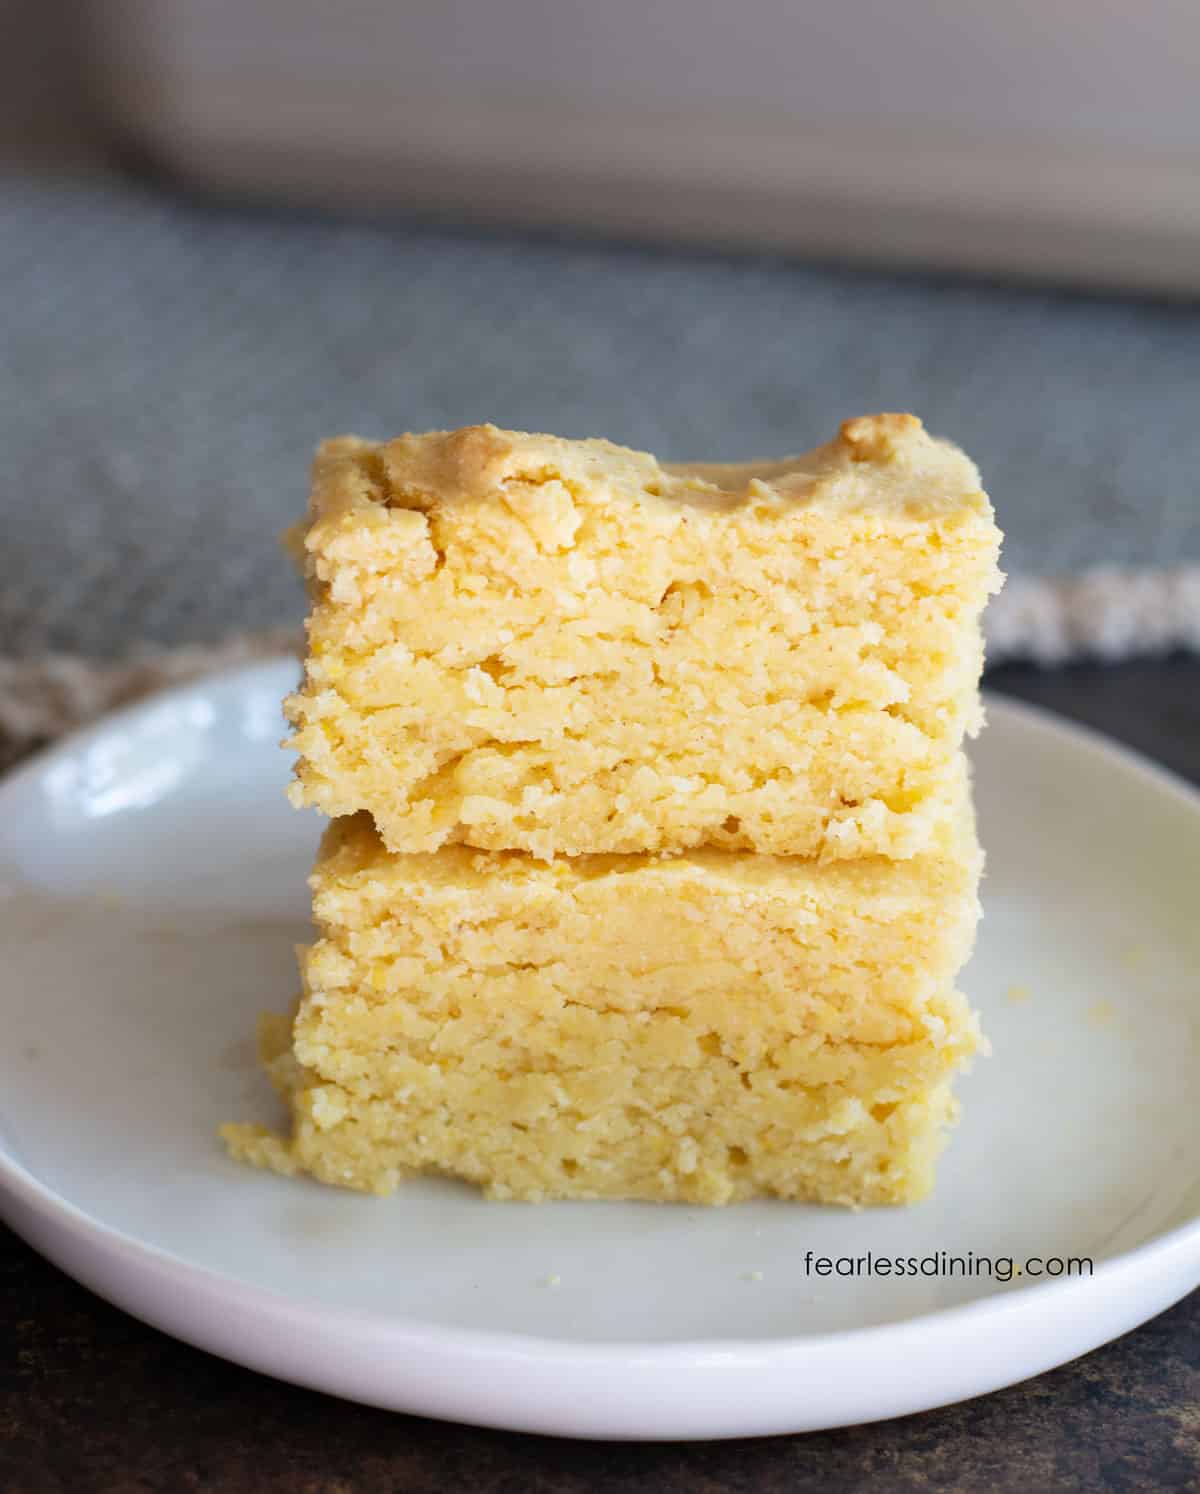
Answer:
287;414;1002;859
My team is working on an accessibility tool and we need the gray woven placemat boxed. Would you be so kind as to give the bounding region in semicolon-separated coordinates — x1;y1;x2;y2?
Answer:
2;170;1199;665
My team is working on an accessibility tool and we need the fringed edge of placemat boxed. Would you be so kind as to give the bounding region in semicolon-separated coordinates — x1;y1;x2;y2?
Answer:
1;568;1197;758
986;567;1200;668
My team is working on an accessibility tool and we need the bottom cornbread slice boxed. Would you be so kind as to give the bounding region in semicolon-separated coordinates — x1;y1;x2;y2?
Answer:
223;999;974;1205
222;812;983;1206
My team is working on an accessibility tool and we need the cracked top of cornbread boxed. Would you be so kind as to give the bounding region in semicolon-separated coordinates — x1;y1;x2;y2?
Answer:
287;414;1001;859
310;413;987;527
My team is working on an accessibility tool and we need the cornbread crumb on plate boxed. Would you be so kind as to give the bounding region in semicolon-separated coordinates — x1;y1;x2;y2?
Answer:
285;414;1001;860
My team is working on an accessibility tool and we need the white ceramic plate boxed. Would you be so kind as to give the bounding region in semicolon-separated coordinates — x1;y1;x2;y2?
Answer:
1;660;1197;1440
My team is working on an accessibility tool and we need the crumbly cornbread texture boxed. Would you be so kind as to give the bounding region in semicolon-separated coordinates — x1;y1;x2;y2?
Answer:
285;414;1002;859
221;810;983;1205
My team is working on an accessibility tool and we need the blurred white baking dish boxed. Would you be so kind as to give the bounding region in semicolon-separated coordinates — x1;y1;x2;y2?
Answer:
83;0;1200;292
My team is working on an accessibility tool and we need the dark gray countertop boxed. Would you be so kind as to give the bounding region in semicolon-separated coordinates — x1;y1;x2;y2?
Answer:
3;658;1197;1492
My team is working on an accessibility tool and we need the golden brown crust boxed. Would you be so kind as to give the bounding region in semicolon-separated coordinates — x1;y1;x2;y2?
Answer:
839;411;924;462
308;412;989;524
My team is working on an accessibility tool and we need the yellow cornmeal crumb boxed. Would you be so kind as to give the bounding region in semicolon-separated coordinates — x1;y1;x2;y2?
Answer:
305;798;980;1050
1006;985;1032;1004
284;414;1002;860
222;1051;967;1207
221;811;983;1206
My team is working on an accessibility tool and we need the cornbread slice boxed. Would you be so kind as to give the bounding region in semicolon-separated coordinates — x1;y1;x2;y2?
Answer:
224;1017;966;1206
221;808;983;1205
285;414;1002;859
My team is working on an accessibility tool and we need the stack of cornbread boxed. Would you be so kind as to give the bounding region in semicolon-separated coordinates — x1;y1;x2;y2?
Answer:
223;413;1003;1206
